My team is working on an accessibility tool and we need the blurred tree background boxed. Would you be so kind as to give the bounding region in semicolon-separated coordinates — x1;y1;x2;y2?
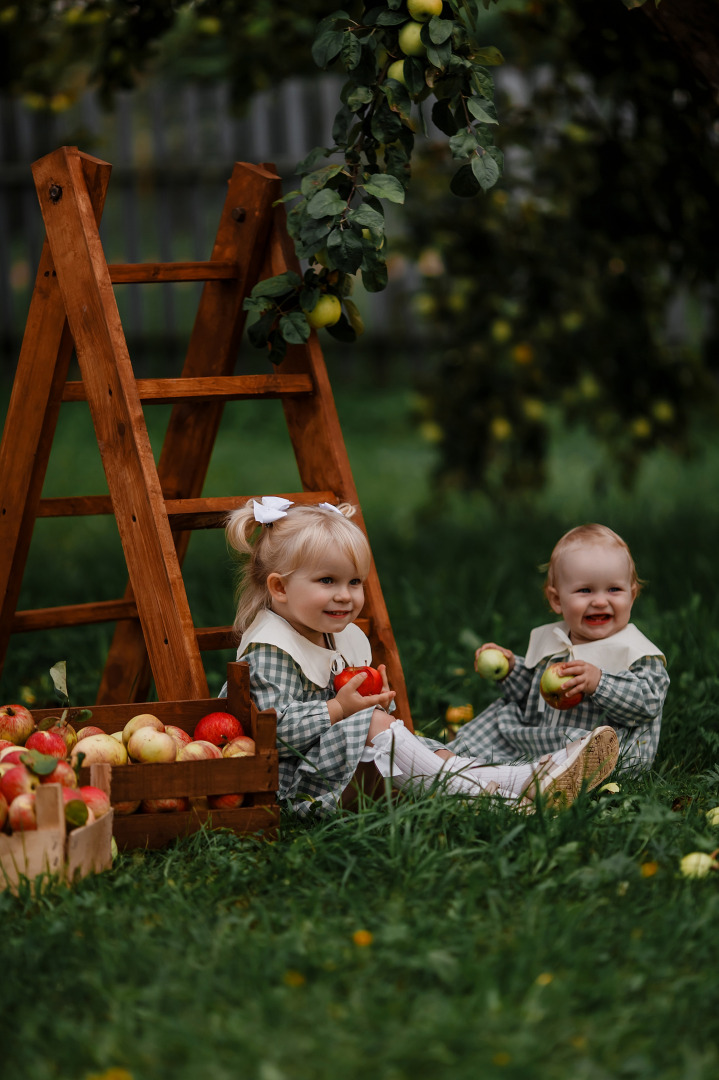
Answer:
0;0;717;497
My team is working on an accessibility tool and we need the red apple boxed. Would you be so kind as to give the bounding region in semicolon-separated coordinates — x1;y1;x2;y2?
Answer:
0;704;35;745
25;729;68;761
40;717;78;754
333;665;383;697
0;747;26;765
1;764;41;804
39;760;78;789
0;791;8;830
539;662;584;710
75;725;106;742
222;736;256;758
140;796;190;813
193;711;244;746
113;800;141;816
78;785;111;819
208;792;245;809
127;728;177;763
0;739;14;753
165;724;192;750
8;791;37;831
178;740;223;761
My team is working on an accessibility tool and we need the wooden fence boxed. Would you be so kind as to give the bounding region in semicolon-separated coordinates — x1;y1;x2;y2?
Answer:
0;75;411;369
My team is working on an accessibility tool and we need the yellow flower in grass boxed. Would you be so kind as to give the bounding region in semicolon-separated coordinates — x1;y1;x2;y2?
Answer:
283;969;306;987
352;929;373;947
640;861;659;878
86;1070;133;1080
492;1052;511;1066
535;972;554;986
445;704;474;725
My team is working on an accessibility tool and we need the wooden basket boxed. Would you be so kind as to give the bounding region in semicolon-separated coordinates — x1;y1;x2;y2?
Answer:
28;661;279;850
0;762;114;893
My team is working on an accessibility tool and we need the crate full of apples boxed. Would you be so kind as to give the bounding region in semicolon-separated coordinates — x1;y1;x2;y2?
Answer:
23;661;279;849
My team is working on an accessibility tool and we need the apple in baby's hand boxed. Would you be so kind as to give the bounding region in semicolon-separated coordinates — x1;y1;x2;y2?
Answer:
475;648;510;681
193;712;244;746
0;704;35;745
539;663;584;710
333;666;383;697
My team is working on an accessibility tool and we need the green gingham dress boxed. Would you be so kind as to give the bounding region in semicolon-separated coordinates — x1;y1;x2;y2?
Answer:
452;621;669;772
224;610;445;816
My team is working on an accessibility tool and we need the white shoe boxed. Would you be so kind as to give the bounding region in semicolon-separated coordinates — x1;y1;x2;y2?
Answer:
519;726;619;809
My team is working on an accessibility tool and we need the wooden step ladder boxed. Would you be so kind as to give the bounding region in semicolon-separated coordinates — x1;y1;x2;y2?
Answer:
0;145;413;725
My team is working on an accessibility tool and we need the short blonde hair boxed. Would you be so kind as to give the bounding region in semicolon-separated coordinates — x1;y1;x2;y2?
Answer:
542;523;642;600
226;499;372;634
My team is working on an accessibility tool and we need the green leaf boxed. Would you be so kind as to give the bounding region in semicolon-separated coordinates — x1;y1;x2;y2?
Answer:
306;187;346;220
345;83;374;111
327;228;364;273
64;798;89;831
300;163;345;198
472;46;504;66
428;16;454;45
267;330;288;365
250;272;302;299
279;311;312;345
382;79;412;123
432;99;459;136
296;147;331;175
467;97;498;124
404;56;427;96
300;284;320;312
49;660;68;701
450;163;481;197
325;313;357;342
341;33;362;70
312;29;345;69
374;9;407;25
347;204;384;230
471;148;501;191
360;252;388;293
363;173;405;204
427;38;452;70
449;129;479;159
21;750;58;776
247;309;277;349
370;100;403;143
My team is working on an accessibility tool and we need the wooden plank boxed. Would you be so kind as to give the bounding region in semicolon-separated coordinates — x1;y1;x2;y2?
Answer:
109;260;240;283
0;784;65;892
37;490;337;524
0;152;111;682
98;162;284;705
264;200;414;728
111;803;280;849
61;373;314;404
12;598;138;632
32;146;209;702
78;755;278;801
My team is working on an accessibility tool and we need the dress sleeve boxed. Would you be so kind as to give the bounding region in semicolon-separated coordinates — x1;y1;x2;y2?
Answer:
590;655;669;729
244;643;333;756
499;655;534;706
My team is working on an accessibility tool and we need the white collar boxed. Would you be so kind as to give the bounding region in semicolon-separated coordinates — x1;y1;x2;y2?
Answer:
237;609;372;688
524;621;665;674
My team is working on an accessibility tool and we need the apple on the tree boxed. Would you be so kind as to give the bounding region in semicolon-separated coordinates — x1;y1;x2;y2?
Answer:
475;648;510;681
333;666;383;698
539;663;584;710
407;0;443;22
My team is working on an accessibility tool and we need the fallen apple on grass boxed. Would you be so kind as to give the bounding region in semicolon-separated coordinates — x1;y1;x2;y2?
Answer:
333;666;383;697
539;663;584;710
475;648;510;681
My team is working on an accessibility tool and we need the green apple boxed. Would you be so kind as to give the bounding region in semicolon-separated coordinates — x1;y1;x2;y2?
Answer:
304;294;342;329
386;59;407;85
407;0;443;21
475;648;509;681
539;663;583;710
398;21;426;57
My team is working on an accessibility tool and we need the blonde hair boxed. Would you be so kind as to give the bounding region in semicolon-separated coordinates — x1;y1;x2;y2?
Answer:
542;523;642;599
226;499;372;634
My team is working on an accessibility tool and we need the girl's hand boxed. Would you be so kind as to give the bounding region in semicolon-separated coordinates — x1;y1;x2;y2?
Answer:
474;642;515;677
554;660;602;696
334;664;395;719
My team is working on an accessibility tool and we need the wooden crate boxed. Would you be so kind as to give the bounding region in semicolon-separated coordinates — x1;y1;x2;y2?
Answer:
0;763;114;893
29;662;279;849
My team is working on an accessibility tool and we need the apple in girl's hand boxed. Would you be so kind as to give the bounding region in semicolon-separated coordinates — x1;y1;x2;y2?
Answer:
540;663;584;710
193;712;244;746
333;666;383;697
475;648;510;681
0;704;35;745
25;729;68;761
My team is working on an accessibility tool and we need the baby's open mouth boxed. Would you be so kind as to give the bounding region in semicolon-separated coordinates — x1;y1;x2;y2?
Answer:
585;614;611;624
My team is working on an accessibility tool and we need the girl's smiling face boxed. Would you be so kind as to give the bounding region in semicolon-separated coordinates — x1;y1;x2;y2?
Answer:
267;551;365;646
545;542;637;645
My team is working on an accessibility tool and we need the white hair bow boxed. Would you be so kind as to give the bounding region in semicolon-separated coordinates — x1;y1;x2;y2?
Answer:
319;502;343;515
253;496;294;524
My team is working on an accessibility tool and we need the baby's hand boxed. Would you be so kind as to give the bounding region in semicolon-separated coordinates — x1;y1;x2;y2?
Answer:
555;660;602;696
474;642;515;678
335;663;396;718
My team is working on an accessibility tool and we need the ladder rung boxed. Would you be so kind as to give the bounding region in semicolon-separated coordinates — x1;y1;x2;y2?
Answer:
38;492;338;525
61;373;314;404
12;599;138;632
108;261;240;283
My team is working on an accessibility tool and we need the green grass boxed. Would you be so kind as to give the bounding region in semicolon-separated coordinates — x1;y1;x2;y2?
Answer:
2;367;719;1080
